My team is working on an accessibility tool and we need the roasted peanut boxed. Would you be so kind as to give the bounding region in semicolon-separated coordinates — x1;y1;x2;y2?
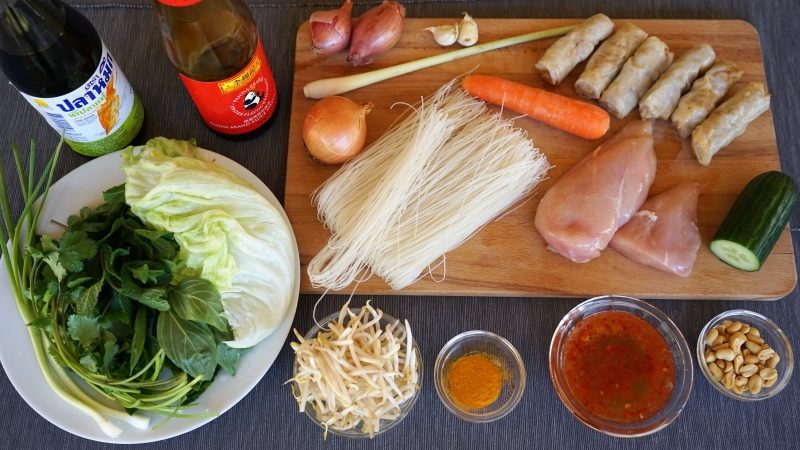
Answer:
712;343;731;352
745;340;762;354
757;348;776;361
729;332;747;354
724;360;734;373
716;348;735;361
708;362;724;381
705;328;719;346
727;321;744;333
704;319;781;396
723;371;735;389
740;364;759;378
734;354;744;374
748;374;763;394
759;367;778;381
747;333;765;345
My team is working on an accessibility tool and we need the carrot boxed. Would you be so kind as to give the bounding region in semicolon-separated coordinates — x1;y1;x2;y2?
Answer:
461;74;610;139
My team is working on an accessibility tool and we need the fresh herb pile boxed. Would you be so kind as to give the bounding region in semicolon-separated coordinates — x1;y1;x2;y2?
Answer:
0;140;244;436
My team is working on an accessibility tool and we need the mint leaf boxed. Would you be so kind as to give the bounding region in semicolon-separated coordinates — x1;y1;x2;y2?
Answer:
76;278;103;315
120;270;169;311
67;315;100;348
169;277;227;332
129;263;151;284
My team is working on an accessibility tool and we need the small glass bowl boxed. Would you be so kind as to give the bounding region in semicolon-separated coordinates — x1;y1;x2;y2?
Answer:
434;330;526;423
697;309;793;401
549;295;693;438
292;309;422;438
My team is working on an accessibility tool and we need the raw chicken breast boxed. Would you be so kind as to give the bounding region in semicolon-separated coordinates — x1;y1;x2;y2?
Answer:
534;120;656;263
610;182;702;277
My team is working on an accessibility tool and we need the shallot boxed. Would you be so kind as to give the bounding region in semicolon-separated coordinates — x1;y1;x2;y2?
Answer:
302;96;372;165
309;0;353;55
347;0;406;66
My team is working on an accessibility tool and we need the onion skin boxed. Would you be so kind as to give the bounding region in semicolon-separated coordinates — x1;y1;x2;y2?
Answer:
310;0;353;55
347;1;406;66
302;96;372;165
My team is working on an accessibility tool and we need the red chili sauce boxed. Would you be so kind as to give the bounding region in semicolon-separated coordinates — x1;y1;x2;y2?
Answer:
562;311;676;423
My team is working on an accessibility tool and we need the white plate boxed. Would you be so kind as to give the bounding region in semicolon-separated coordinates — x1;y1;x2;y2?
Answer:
0;149;300;443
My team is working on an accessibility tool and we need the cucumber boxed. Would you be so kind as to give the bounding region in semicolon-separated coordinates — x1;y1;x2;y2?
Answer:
710;171;798;271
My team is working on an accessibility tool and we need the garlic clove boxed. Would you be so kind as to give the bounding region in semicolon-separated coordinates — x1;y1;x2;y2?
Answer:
457;12;478;47
425;24;459;47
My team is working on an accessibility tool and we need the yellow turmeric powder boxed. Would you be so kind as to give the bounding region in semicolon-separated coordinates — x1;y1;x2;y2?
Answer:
446;352;504;409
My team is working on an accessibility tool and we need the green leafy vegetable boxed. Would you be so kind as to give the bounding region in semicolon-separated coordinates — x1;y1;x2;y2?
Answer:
0;139;243;437
169;278;228;332
67;315;101;349
130;307;147;371
157;310;217;380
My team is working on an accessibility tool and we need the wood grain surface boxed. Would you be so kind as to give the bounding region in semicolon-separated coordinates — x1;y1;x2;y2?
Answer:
286;18;796;300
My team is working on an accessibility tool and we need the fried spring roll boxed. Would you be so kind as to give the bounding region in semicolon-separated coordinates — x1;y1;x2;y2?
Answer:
671;61;743;138
535;14;614;85
639;44;716;120
575;23;648;99
691;82;770;166
599;36;674;119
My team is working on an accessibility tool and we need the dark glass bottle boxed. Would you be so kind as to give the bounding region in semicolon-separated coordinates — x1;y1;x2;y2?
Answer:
0;0;144;156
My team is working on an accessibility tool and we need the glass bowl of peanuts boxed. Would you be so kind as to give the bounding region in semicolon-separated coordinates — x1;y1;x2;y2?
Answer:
697;310;793;401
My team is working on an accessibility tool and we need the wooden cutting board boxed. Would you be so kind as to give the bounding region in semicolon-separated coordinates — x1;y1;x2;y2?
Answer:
285;18;796;300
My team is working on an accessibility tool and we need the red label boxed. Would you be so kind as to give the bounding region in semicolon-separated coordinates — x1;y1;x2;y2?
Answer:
179;40;278;135
157;0;201;6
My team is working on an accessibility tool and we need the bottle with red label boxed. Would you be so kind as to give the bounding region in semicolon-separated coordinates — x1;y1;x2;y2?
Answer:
153;0;277;135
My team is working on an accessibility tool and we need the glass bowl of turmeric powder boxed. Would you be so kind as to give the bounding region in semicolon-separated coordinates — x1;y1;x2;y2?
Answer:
434;330;526;422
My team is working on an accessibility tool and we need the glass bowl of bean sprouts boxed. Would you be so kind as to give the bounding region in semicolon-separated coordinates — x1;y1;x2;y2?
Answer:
289;303;422;439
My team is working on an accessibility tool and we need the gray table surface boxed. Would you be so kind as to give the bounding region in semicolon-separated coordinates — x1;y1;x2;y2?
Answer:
2;0;799;448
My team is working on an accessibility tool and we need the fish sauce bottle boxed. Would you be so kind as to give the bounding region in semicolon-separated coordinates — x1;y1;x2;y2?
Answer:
0;0;145;156
154;0;278;136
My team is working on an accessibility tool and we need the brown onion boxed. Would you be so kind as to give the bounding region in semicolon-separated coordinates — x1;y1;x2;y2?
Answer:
302;96;372;165
310;0;353;55
346;1;405;66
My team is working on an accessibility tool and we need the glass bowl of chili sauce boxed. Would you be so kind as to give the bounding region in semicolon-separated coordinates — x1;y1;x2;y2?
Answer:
549;295;693;437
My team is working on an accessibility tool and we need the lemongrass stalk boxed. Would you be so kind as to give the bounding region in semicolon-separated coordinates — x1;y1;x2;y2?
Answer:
303;24;576;98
